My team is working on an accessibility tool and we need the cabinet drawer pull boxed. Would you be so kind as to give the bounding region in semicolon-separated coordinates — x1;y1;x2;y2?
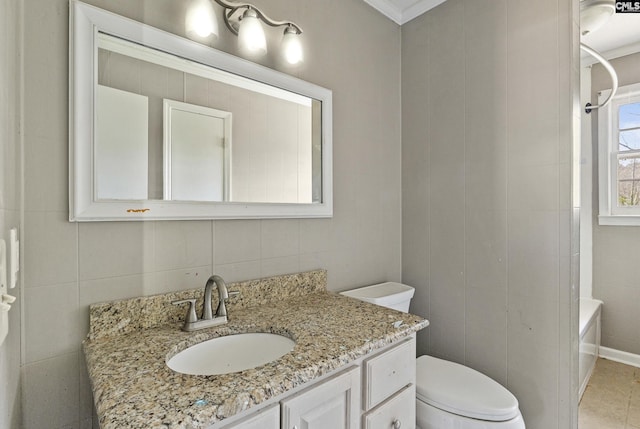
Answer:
392;419;401;429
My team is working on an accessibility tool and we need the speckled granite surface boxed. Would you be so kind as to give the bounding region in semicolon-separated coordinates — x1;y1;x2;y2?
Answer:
88;270;327;340
83;271;429;429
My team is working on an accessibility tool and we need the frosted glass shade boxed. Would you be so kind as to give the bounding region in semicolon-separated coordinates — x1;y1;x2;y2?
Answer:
282;28;303;65
238;10;267;55
185;0;218;40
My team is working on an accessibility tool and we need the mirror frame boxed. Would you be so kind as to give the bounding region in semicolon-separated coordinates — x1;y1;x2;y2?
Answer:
69;1;333;221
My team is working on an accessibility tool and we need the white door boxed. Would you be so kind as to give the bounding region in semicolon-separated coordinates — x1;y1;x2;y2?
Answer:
281;366;361;429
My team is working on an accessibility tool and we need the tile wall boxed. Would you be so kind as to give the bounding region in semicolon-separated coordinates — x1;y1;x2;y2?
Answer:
0;0;22;427
401;0;580;428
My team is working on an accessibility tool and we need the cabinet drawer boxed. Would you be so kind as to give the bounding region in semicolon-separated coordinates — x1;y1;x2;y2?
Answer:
223;403;279;429
364;337;415;410
363;384;415;429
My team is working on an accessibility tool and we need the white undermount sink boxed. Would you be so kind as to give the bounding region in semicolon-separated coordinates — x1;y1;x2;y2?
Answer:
166;333;296;375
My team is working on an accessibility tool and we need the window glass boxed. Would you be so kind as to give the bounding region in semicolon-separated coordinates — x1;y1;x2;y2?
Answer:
619;102;640;130
619;129;640;151
617;154;640;207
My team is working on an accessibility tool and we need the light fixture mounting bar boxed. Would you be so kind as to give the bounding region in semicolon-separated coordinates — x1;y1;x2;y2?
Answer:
211;0;303;35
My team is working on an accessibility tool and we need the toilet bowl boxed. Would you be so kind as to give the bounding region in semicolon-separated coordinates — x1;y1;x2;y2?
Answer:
340;283;526;429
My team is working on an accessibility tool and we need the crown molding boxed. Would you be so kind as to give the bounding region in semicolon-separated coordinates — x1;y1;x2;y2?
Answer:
363;0;403;24
363;0;448;25
401;0;448;23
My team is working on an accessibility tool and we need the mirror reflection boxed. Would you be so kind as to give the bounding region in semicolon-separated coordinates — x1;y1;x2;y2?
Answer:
95;33;322;204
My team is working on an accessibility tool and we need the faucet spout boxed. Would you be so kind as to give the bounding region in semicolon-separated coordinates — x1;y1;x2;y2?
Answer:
203;275;228;320
202;276;215;320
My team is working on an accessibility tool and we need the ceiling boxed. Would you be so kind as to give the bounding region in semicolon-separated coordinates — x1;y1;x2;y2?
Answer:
581;12;640;65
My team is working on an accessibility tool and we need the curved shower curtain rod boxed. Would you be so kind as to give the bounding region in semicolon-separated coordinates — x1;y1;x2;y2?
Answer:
580;43;619;114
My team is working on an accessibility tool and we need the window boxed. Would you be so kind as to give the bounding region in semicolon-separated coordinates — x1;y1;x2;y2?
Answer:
598;82;640;225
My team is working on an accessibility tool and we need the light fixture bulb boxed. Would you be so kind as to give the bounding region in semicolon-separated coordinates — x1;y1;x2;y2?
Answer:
185;0;218;40
238;8;267;55
282;26;303;65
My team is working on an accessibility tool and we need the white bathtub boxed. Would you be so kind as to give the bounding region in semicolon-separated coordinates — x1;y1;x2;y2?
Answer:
579;298;603;400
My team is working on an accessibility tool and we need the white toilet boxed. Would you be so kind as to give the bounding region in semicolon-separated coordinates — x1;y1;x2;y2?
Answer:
341;283;526;429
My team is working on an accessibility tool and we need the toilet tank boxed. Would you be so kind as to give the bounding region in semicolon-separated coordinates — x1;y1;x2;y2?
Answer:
340;282;415;313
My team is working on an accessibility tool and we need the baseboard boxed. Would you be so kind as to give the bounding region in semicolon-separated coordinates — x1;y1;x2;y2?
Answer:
599;346;640;369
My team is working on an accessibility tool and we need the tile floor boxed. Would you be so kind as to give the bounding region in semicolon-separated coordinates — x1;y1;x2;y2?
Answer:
579;358;640;429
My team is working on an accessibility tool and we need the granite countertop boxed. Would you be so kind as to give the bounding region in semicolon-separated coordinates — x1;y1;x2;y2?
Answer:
83;271;429;429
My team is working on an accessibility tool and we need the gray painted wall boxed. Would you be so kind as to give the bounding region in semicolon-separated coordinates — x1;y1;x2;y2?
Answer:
0;0;22;427
401;1;579;428
21;0;401;427
592;51;640;355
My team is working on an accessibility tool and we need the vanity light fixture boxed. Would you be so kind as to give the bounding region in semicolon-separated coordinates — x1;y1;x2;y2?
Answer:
185;0;304;64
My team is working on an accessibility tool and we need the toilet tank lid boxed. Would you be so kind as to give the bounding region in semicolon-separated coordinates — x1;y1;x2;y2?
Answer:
340;282;415;305
416;355;520;422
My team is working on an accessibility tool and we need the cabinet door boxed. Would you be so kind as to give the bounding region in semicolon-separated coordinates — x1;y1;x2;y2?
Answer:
224;403;279;429
281;366;361;429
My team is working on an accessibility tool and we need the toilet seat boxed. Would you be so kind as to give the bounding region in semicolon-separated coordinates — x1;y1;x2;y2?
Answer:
416;355;520;422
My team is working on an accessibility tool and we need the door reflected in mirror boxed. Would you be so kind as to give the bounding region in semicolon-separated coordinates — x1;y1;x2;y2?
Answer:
163;100;231;202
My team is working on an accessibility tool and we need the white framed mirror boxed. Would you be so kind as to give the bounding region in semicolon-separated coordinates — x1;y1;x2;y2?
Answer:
69;1;332;221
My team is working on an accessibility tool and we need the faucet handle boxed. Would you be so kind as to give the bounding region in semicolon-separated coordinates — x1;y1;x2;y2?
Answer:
228;291;240;298
172;299;198;325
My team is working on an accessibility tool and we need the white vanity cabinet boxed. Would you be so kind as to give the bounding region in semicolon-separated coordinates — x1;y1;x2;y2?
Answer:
220;336;416;429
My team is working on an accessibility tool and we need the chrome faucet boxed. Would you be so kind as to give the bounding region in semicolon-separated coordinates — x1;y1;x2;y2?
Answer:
204;275;228;319
173;275;239;332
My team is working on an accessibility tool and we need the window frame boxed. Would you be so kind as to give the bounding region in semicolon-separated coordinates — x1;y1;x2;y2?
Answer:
598;82;640;225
